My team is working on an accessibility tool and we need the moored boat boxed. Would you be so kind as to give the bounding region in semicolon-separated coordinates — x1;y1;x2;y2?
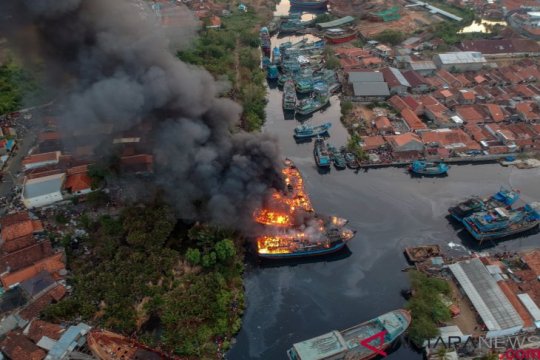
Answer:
87;329;175;360
272;46;281;64
332;150;347;169
283;80;297;111
287;309;411;360
294;122;331;138
314;136;331;168
289;0;328;10
462;204;540;242
325;27;358;44
344;151;359;169
296;87;330;116
267;64;279;80
409;160;449;176
448;187;520;222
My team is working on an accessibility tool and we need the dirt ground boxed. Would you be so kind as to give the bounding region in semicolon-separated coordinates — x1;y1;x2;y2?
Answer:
357;9;440;38
447;279;482;336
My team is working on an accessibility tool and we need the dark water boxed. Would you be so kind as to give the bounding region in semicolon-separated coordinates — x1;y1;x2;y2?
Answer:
227;9;540;360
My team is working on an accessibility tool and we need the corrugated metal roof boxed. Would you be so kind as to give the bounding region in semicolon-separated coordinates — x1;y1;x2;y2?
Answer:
449;258;523;331
352;82;390;97
46;323;91;360
389;67;411;87
23;173;65;199
435;52;487;65
348;72;384;83
518;293;540;323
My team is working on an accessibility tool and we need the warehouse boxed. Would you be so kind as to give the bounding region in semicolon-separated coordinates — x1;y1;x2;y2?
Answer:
433;52;487;71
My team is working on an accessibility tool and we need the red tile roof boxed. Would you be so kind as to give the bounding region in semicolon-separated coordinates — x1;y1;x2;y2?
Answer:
27;320;64;343
420;129;480;150
66;164;90;175
37;132;61;142
19;284;67;321
386;133;423;148
388;95;409;112
484;104;505;122
374;116;392;130
22;152;60;166
1;235;36;254
402;96;422;112
401;108;427;131
0;212;30;228
461;39;540;55
1;252;65;288
0;241;54;273
0;331;46;360
1;220;43;242
402;70;427;88
455;105;486;124
361;136;386;150
64;173;92;193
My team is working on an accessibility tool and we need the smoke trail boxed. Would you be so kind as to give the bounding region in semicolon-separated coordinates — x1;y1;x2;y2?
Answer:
0;0;283;227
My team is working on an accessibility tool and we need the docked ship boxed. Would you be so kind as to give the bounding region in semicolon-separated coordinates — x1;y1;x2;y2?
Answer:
293;122;331;138
325;28;358;44
462;204;540;242
267;64;279;80
289;0;328;10
87;330;176;360
314;136;331;168
272;46;281;64
409;160;449;176
296;88;329;116
448;187;520;222
283;80;297;111
344;152;359;169
287;309;411;360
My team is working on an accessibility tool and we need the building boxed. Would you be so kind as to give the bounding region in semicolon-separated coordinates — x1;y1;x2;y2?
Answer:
22;152;61;171
0;331;46;360
402;71;430;93
348;71;390;101
420;129;481;152
44;322;91;360
360;136;386;151
381;67;410;95
385;133;424;152
449;258;524;338
22;174;66;209
432;52;487;71
405;60;437;76
460;39;540;58
401;108;427;131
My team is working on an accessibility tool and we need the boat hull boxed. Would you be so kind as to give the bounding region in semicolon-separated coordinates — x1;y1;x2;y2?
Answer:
325;33;357;44
289;0;328;9
463;220;540;241
258;241;346;259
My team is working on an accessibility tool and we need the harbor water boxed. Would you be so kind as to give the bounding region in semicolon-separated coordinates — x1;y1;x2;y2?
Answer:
228;3;540;359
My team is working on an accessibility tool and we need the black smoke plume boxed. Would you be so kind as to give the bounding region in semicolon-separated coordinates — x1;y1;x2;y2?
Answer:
0;0;283;228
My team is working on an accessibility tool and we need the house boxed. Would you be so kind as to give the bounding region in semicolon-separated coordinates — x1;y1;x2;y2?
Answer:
25;320;65;344
402;96;424;115
0;241;54;274
206;15;221;29
0;331;46;360
388;95;409;112
484;104;506;122
423;102;452;127
420;129;481;152
402;70;430;93
120;154;154;174
63;171;93;196
401;108;427;131
458;90;476;104
361;136;386;151
351;82;390;101
516;102;540;122
381;67;410;95
22;152;61;171
374;116;393;133
406;60;437;76
0;252;65;288
375;44;392;57
385;133;424;152
432;52;487;71
436;69;463;88
1;217;43;242
455;105;489;124
22;173;66;209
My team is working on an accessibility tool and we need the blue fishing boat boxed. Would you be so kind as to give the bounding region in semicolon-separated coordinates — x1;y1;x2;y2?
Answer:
294;122;331;139
462;204;540;242
448;187;520;222
287;309;411;360
289;0;328;10
262;56;271;69
409;160;449;176
260;27;271;57
272;46;281;64
267;64;279;80
314;136;331;168
296;87;330;116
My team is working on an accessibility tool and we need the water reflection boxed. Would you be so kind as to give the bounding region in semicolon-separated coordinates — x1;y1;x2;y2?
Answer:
459;19;506;33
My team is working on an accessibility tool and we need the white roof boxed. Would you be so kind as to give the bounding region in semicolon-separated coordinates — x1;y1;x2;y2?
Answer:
518;293;540;324
449;258;523;332
435;52;487;65
23;173;65;199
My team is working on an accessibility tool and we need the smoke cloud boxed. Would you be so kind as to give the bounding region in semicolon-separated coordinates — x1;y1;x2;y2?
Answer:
1;0;283;227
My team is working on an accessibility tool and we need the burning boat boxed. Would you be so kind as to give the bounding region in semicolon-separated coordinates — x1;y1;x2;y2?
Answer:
254;159;355;259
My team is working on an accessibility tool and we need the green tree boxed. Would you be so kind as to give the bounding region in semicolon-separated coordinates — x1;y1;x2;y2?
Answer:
374;29;404;46
215;239;236;262
186;248;201;265
202;252;217;268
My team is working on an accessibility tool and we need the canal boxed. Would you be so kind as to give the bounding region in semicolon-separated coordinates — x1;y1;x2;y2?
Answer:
228;4;540;359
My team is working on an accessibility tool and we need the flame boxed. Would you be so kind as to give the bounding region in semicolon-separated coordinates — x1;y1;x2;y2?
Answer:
254;209;292;227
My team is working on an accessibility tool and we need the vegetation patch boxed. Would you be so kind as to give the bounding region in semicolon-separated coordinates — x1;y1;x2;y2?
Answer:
0;60;42;115
406;270;452;346
43;203;245;359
